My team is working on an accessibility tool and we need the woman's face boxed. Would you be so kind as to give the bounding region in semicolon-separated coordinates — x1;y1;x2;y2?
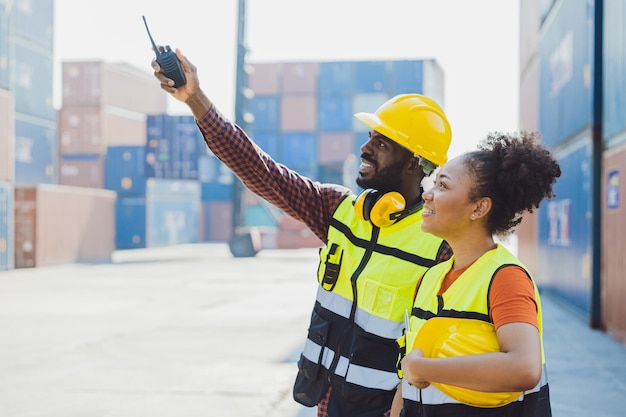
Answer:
421;156;475;240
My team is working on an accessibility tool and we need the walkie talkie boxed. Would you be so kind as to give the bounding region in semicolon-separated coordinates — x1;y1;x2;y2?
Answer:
142;15;186;88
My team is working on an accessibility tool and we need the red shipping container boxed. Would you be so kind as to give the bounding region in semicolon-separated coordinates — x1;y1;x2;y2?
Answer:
318;132;355;164
281;62;319;95
14;184;116;268
280;95;316;132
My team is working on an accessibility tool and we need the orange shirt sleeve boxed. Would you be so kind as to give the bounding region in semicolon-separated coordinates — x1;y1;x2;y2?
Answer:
489;266;538;330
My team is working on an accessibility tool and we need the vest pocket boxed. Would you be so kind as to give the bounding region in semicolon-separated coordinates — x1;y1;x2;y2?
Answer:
319;243;343;291
293;310;331;407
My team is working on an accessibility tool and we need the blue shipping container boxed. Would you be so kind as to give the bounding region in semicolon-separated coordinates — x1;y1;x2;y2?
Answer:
201;182;233;202
318;62;354;96
0;181;14;270
14;118;56;185
250;132;280;159
248;96;280;131
11;0;54;49
538;0;593;147
13;43;55;121
105;146;147;196
390;60;424;95
318;97;353;132
146;179;200;247
116;197;147;250
280;132;317;167
146;115;202;180
602;0;626;141
537;136;592;314
354;61;388;93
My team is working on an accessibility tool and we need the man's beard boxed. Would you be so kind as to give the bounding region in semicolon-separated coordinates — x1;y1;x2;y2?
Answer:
356;161;405;193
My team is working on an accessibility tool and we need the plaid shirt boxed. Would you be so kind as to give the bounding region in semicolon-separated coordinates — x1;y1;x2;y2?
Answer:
196;105;452;417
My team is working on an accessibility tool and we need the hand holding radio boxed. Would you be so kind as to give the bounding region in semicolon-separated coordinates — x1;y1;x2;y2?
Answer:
143;16;186;88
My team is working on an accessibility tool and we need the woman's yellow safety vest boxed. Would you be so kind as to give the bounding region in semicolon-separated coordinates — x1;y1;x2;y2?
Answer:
402;244;552;417
293;195;447;417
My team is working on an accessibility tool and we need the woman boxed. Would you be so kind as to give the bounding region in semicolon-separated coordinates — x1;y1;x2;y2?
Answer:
393;131;560;417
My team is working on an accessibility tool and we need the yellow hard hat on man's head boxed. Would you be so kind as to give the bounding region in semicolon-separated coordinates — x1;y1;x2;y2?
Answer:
354;94;452;167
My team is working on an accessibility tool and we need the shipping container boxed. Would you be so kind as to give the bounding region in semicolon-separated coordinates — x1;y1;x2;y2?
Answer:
13;42;55;120
318;96;353;132
58;106;147;155
354;61;388;93
201;182;233;202
62;61;167;114
318;132;355;165
249;63;282;95
280;132;317;167
0;2;9;89
14;117;56;185
58;153;104;189
14;184;116;268
537;134;593;313
318;62;354;96
281;62;319;95
0;181;14;271
0;88;14;182
601;142;626;344
538;0;593;147
145;114;202;180
280;95;316;132
198;153;233;184
248;96;280;131
105;146;147;196
603;0;626;141
115;196;147;250
249;131;279;159
11;0;53;49
389;60;423;96
201;200;233;242
145;179;200;247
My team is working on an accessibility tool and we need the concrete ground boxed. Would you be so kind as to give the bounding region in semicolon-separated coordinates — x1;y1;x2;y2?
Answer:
0;243;624;417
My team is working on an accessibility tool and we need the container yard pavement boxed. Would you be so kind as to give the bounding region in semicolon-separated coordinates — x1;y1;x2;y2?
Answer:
0;244;625;417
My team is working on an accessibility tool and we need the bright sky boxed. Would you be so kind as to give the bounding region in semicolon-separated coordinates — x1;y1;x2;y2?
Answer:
53;0;520;159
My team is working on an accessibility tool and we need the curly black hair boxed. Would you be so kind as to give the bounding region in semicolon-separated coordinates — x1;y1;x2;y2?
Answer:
462;131;562;236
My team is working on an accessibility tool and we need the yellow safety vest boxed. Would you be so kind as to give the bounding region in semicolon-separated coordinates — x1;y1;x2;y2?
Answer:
293;195;447;416
402;244;552;417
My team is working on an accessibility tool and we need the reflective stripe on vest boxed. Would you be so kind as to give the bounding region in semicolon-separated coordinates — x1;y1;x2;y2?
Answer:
403;244;550;410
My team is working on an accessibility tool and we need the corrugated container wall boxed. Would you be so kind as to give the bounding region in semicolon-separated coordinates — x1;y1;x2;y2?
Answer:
602;143;626;344
603;0;626;144
145;114;203;180
537;135;593;314
0;89;15;182
62;62;167;114
14;117;56;184
0;181;14;271
14;185;116;268
538;0;594;147
145;179;200;247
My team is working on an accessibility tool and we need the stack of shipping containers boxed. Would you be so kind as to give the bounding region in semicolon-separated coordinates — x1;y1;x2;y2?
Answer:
99;105;204;249
519;0;626;345
244;58;444;248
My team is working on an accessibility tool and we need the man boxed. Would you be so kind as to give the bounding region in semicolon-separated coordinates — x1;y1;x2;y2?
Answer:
152;49;453;417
